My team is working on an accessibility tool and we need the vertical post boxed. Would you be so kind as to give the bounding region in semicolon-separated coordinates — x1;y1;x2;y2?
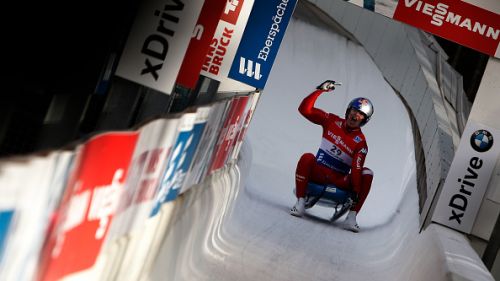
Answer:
36;92;90;150
95;77;142;131
482;213;500;270
133;88;172;125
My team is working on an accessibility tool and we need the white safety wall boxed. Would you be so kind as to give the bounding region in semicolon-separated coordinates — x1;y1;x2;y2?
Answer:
307;0;500;277
0;1;495;280
307;0;469;227
147;14;493;281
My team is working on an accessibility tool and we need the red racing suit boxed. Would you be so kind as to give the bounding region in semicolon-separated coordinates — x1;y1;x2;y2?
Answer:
295;89;373;213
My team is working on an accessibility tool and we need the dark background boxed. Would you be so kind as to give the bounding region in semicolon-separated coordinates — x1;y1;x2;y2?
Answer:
2;0;140;156
0;1;489;157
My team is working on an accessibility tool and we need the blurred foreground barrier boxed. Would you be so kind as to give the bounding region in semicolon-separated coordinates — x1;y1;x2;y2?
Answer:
0;151;74;281
38;131;139;281
0;91;260;281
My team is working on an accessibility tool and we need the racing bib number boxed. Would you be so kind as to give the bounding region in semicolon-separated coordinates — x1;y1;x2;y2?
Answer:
321;139;342;159
316;138;352;174
329;144;342;157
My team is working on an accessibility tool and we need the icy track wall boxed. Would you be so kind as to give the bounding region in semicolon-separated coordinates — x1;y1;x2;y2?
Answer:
0;3;493;281
0;92;260;281
306;0;470;225
304;0;490;279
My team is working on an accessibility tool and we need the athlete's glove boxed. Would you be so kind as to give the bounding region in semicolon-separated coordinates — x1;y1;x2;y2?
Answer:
316;80;340;91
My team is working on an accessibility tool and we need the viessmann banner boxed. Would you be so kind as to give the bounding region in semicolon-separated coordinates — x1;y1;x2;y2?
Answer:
228;0;298;89
432;120;500;234
344;0;500;58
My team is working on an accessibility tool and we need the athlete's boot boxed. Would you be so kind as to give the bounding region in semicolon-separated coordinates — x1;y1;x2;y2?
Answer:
343;210;360;232
290;197;305;217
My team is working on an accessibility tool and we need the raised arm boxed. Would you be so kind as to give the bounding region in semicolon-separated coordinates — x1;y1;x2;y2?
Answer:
298;80;339;125
298;89;328;124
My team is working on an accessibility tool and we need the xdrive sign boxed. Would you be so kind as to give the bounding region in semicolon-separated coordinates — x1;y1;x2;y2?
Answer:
115;0;204;95
432;120;500;233
228;0;298;89
446;157;482;225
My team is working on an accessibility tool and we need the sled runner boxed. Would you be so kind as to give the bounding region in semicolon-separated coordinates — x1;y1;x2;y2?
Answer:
300;182;356;222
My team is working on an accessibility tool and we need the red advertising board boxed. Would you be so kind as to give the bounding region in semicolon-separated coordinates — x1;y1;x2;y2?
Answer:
227;95;252;161
206;99;236;175
185;101;230;185
343;0;499;57
208;96;249;173
221;0;246;24
230;91;261;161
176;0;227;89
392;0;499;57
38;132;138;281
200;0;255;81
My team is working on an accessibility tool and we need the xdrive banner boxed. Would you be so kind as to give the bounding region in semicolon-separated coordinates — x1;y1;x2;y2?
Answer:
344;0;500;58
432;120;500;233
115;0;204;94
228;0;298;89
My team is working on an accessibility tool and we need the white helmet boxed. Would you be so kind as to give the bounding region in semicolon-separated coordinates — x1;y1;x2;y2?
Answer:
345;97;374;126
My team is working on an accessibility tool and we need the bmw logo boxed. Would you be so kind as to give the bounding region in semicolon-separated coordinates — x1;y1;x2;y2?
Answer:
470;129;494;152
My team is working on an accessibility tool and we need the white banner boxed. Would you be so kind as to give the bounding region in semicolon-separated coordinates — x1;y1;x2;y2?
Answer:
432;120;500;233
105;117;179;242
182;101;229;187
115;0;204;95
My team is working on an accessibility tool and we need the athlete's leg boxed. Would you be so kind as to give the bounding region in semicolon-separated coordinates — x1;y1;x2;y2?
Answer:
295;153;350;197
351;168;373;213
292;153;319;217
295;153;316;198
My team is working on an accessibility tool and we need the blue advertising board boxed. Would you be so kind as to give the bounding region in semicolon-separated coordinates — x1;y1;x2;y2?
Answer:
228;0;297;89
184;102;230;188
0;210;14;263
178;116;209;195
150;115;196;216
